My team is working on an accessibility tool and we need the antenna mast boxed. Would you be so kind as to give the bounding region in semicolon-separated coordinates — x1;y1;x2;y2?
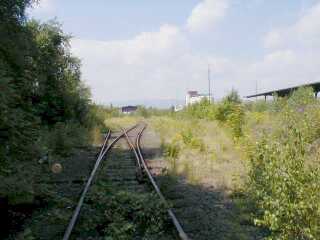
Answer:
255;80;258;101
208;65;211;102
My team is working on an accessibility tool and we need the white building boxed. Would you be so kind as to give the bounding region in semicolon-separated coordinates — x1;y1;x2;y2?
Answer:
185;91;211;106
174;105;184;112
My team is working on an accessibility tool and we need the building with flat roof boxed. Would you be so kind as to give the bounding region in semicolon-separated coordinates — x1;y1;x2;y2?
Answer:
246;81;320;100
121;106;138;114
185;91;211;106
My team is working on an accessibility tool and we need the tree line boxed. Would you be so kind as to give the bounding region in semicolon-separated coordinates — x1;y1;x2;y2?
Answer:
0;0;96;205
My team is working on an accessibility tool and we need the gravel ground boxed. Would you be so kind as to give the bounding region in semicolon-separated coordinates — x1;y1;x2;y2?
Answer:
12;127;178;240
9;123;264;240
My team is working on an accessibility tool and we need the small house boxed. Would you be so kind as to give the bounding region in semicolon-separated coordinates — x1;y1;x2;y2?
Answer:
121;105;138;114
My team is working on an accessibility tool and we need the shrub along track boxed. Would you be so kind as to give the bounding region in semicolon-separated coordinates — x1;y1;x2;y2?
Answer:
62;123;189;240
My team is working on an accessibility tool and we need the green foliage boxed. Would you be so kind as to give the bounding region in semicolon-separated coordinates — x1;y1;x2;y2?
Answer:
287;87;316;109
43;122;90;157
133;106;171;118
225;104;245;138
164;142;180;160
249;129;320;239
248;87;320;239
180;90;245;138
0;0;39;165
77;187;172;239
136;106;150;118
215;90;242;122
87;104;119;129
28;19;91;125
245;100;270;113
280;87;320;143
215;91;245;138
184;99;215;120
180;128;206;151
224;88;241;104
102;192;170;239
0;1;94;206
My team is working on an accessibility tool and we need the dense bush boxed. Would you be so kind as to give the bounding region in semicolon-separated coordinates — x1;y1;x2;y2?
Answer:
248;87;320;239
244;100;270;113
102;191;171;239
0;0;97;205
76;187;172;239
184;99;215;120
183;90;245;138
43;122;90;156
216;100;245;138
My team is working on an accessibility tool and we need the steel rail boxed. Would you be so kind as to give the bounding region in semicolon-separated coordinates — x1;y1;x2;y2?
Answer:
63;124;139;240
135;124;190;240
97;131;111;159
122;128;141;169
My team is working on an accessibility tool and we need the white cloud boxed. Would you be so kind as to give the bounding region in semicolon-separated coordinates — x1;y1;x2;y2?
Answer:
70;0;232;104
253;2;320;94
70;1;320;104
264;31;282;49
186;0;228;33
242;50;320;95
71;24;232;103
264;2;320;49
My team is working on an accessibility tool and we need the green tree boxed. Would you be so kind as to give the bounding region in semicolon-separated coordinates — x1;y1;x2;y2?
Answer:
28;20;91;125
0;0;93;205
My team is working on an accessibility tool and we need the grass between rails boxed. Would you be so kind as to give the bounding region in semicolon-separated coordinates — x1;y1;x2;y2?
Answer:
72;140;177;240
109;87;320;239
8;87;320;239
12;140;176;240
104;115;264;239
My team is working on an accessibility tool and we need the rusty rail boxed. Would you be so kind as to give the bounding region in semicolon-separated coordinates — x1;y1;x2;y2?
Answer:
122;127;144;181
124;124;190;240
63;124;139;240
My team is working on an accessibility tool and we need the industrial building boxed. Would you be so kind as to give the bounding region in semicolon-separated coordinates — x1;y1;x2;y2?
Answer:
185;91;211;106
121;106;138;114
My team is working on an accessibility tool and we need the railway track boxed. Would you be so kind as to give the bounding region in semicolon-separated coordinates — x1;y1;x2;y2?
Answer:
63;123;189;240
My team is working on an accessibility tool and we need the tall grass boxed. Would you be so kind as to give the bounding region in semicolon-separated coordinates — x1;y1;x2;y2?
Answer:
150;117;246;190
246;87;320;239
151;87;320;239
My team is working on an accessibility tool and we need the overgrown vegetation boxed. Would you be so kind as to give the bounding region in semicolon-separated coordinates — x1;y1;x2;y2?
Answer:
150;87;320;239
0;0;100;212
151;117;245;189
181;90;245;139
76;185;173;239
246;88;320;239
2;1;320;239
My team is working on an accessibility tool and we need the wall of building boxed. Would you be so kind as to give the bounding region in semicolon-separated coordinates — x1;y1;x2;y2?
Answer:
185;92;210;106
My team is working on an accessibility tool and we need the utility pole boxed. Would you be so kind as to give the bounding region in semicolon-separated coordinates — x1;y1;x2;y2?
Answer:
255;80;258;101
208;64;212;102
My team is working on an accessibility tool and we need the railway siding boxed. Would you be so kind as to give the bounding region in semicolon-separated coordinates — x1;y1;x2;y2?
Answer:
64;124;181;239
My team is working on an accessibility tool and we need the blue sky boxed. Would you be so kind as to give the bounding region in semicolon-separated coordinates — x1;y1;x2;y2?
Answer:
29;0;320;105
